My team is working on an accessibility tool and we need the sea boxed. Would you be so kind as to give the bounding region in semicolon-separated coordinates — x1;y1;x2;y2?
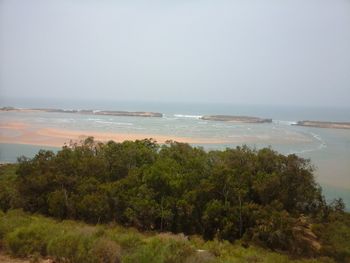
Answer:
1;99;349;209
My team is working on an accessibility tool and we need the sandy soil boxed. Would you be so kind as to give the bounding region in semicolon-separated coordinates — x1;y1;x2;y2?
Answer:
0;121;229;147
0;253;29;263
0;252;52;263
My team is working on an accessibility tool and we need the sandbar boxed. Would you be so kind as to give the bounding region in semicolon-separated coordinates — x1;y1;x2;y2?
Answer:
0;121;229;147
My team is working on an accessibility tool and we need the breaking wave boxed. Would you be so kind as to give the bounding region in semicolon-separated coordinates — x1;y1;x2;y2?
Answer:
273;120;297;126
173;114;202;119
289;132;327;154
95;120;133;126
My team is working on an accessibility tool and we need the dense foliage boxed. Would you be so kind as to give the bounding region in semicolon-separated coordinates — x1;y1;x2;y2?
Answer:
0;138;348;261
0;210;339;263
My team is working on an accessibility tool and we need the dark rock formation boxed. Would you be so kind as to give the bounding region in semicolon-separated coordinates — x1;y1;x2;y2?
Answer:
201;115;272;123
0;107;163;118
295;121;350;129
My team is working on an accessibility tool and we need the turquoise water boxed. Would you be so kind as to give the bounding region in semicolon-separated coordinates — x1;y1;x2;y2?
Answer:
0;102;349;208
0;143;59;163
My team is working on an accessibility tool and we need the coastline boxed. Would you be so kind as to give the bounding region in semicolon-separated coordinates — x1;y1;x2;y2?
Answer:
0;121;231;147
1;119;350;194
0;107;163;118
201;115;272;123
295;120;350;130
0;120;314;148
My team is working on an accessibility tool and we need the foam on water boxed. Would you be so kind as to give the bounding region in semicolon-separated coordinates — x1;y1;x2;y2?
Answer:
273;120;298;126
290;147;321;155
288;132;327;154
95;120;133;126
56;118;75;123
173;114;202;119
310;132;322;142
162;115;178;120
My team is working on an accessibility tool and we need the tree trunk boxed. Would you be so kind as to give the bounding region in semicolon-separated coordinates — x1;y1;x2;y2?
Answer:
239;194;243;237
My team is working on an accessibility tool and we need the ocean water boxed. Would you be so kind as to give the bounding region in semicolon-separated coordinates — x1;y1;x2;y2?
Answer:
0;143;59;163
0;100;349;208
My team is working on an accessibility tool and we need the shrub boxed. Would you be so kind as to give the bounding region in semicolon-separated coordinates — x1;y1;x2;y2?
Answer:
0;181;20;212
107;228;144;251
0;209;32;239
4;221;55;257
91;238;122;263
123;236;194;263
317;217;350;262
47;232;94;263
47;190;68;219
183;250;216;263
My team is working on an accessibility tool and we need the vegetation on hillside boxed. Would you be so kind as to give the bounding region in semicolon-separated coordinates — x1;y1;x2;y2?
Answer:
0;138;349;262
0;210;341;263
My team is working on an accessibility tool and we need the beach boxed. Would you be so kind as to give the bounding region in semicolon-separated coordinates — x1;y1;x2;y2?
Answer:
0;117;316;148
0;121;231;147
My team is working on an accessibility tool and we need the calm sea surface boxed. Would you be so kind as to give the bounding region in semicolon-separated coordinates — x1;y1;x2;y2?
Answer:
1;100;349;208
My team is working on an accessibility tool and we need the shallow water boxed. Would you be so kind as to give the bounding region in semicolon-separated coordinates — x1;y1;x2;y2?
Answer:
0;102;349;208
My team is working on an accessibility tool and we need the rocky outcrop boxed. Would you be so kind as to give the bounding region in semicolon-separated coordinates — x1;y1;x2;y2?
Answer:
0;107;163;118
201;115;272;123
292;216;321;256
93;111;163;117
0;106;16;111
295;121;350;129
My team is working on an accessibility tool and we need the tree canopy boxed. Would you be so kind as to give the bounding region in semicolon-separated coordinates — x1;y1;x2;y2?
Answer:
2;137;346;256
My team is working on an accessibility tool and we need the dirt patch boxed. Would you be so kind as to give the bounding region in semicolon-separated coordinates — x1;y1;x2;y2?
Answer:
0;251;53;263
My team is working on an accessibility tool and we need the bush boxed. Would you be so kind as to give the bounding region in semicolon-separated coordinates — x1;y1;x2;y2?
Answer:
183;250;216;263
0;181;20;212
0;209;32;239
91;238;122;263
107;227;144;251
47;232;94;263
123;236;194;263
4;221;56;257
316;215;350;263
0;210;341;263
47;190;68;219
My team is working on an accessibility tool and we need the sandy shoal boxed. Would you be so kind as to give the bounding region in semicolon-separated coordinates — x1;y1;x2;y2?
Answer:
0;121;229;147
0;120;313;148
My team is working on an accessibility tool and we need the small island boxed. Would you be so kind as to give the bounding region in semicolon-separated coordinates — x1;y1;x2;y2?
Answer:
0;107;163;118
201;115;272;123
92;110;163;117
295;120;350;130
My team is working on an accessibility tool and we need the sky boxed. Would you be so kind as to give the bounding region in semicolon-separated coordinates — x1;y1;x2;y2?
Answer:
0;0;350;107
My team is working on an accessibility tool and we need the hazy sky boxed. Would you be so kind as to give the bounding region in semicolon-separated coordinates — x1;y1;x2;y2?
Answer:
1;0;349;107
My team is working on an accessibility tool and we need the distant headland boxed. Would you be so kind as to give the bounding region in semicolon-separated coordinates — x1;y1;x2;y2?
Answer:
0;106;163;118
201;115;272;123
295;120;350;129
